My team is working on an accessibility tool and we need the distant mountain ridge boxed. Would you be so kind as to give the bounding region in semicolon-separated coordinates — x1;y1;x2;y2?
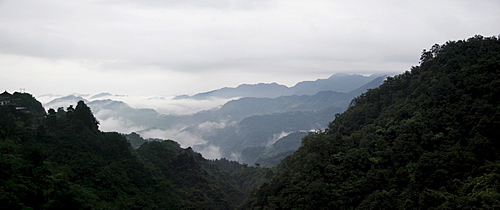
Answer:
174;73;385;100
44;95;88;110
290;73;385;95
40;73;387;164
212;75;386;121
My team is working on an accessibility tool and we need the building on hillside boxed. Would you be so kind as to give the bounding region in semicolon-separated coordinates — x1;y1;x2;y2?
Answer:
0;91;30;113
16;107;29;113
0;91;15;106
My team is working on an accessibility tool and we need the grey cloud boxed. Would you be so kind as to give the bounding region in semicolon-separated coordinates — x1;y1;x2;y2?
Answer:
0;29;79;58
104;0;274;10
197;144;222;160
1;0;499;97
139;128;207;148
98;117;146;134
267;131;291;146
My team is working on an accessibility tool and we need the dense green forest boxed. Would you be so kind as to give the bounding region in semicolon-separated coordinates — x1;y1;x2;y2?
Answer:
244;35;500;209
2;35;499;209
0;94;272;209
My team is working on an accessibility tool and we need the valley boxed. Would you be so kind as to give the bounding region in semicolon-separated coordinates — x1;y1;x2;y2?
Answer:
2;35;499;209
39;73;387;164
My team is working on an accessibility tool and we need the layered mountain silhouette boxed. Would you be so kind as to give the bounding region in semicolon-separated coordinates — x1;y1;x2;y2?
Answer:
43;74;387;164
3;35;498;209
174;73;384;100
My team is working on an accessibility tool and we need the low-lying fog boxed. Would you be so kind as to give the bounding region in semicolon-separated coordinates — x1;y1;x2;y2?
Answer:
37;93;238;160
38;93;236;115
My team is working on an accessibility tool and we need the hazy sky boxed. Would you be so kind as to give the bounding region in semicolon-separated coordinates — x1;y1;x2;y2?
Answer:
1;0;499;97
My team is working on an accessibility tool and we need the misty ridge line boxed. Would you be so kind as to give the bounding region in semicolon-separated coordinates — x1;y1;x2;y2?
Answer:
39;73;386;114
38;73;387;162
3;35;499;209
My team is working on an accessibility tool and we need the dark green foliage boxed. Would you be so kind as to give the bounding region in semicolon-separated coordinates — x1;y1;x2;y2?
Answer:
0;92;46;130
138;142;245;209
210;158;275;206
11;92;46;117
73;100;100;132
0;99;269;209
247;35;500;209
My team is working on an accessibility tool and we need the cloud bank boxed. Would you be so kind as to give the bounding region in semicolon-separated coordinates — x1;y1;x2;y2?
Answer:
2;0;499;96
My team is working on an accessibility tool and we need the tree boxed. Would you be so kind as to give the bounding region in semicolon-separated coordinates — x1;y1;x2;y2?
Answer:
46;108;57;127
74;101;99;131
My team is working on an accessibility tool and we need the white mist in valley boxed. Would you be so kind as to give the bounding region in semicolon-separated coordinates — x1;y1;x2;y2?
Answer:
35;74;390;163
38;93;235;115
38;92;234;160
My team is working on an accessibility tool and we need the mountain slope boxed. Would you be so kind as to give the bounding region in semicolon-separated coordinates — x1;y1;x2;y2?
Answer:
0;95;272;209
245;35;500;209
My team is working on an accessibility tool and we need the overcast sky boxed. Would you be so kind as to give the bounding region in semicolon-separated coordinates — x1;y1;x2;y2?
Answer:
1;0;499;97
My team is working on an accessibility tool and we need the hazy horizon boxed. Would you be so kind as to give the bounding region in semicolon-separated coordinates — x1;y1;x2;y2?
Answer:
1;0;499;97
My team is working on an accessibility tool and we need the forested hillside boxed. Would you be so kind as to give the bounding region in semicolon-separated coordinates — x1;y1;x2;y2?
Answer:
4;35;498;209
244;35;500;209
0;94;271;209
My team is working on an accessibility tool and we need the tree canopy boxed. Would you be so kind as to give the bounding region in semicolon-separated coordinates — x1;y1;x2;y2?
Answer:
245;35;500;209
0;96;271;209
2;35;499;209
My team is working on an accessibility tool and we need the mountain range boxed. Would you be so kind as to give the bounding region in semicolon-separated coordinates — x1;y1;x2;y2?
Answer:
41;73;387;164
174;73;384;100
2;35;499;209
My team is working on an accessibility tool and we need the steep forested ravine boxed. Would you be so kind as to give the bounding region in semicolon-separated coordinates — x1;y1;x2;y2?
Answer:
243;35;500;209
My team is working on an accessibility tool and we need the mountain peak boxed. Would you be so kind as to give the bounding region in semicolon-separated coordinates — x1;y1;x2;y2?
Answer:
90;92;113;99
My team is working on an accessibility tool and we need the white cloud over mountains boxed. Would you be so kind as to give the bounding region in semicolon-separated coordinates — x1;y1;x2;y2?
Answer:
138;127;223;159
39;92;233;115
1;0;499;96
39;92;229;159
